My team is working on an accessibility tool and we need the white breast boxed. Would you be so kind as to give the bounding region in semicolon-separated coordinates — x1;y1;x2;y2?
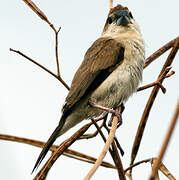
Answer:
91;38;145;108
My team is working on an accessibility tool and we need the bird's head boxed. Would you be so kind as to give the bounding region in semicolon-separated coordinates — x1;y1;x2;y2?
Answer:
102;5;140;36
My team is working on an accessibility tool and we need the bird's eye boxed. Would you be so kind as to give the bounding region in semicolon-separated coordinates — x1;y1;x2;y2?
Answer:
129;12;133;19
107;17;113;24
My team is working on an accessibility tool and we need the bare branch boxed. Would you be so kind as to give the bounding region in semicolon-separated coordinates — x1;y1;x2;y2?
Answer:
130;39;179;168
0;134;115;169
84;108;125;180
9;48;70;90
55;27;61;76
109;0;113;9
149;100;179;180
124;158;151;173
22;0;62;82
144;36;179;69
22;0;50;24
137;67;175;93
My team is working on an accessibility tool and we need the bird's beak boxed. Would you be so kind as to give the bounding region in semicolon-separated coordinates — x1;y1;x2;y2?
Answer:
117;15;131;26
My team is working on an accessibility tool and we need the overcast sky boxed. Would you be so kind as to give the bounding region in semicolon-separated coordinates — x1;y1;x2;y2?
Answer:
0;0;178;180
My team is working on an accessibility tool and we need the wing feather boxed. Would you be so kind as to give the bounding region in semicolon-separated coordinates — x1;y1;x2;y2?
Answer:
63;37;124;113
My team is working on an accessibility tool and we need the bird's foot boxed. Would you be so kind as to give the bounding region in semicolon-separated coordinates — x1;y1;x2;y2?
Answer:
88;101;124;127
108;113;122;127
108;104;125;128
89;100;119;115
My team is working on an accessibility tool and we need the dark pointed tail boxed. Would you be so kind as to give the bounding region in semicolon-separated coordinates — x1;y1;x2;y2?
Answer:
32;117;66;173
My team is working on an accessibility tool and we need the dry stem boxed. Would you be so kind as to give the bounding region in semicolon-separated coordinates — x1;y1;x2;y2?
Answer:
9;48;70;90
130;39;179;167
0;134;115;169
149;100;179;180
109;0;113;9
84;108;124;180
144;36;179;69
137;69;175;93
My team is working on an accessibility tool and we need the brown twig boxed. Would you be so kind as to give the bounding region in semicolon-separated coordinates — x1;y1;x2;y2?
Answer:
124;158;151;173
137;69;175;93
92;115;124;179
9;48;70;90
22;0;63;83
84;108;126;180
0;134;115;169
103;119;124;156
152;158;176;180
54;27;61;77
22;0;50;23
109;0;113;9
79;120;105;139
144;36;179;69
149;100;179;180
130;39;179;168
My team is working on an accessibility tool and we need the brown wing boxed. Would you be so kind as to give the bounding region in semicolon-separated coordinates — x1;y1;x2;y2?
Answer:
63;37;124;113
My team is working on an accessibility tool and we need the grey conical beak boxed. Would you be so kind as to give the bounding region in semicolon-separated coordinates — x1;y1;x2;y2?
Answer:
117;15;131;26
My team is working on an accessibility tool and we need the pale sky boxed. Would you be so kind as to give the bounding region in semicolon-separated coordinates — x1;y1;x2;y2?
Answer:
0;0;178;180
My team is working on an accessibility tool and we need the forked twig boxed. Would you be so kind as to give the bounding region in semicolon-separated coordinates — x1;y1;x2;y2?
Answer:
22;0;61;77
137;69;175;93
149;100;179;180
130;39;179;168
9;48;70;90
92;115;124;179
84;108;125;180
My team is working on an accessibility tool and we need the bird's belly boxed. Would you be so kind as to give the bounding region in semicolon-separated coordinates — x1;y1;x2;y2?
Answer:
91;65;141;112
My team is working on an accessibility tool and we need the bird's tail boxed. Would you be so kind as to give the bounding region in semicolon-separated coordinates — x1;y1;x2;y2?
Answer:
32;116;66;173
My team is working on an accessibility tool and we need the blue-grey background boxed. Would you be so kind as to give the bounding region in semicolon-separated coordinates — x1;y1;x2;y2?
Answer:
0;0;178;179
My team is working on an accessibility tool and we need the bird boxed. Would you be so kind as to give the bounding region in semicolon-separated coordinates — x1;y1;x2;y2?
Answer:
32;4;145;172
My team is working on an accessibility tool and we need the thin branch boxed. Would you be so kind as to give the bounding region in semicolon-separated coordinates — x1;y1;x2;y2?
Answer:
84;108;122;180
130;39;179;167
9;48;70;90
54;27;61;76
0;134;115;169
156;160;176;180
149;100;179;180
22;0;50;23
109;0;113;9
137;67;175;93
124;158;151;173
111;141;126;180
103;120;124;156
22;0;64;84
92;116;125;179
144;36;179;69
79;120;105;139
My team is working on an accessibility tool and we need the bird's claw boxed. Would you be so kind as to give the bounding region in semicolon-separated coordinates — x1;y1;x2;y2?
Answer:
108;112;122;128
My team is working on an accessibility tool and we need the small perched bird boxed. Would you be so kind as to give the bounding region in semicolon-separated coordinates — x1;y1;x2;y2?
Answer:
33;4;145;171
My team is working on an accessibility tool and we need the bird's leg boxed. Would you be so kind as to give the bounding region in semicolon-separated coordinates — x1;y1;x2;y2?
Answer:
108;103;125;128
88;100;122;118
